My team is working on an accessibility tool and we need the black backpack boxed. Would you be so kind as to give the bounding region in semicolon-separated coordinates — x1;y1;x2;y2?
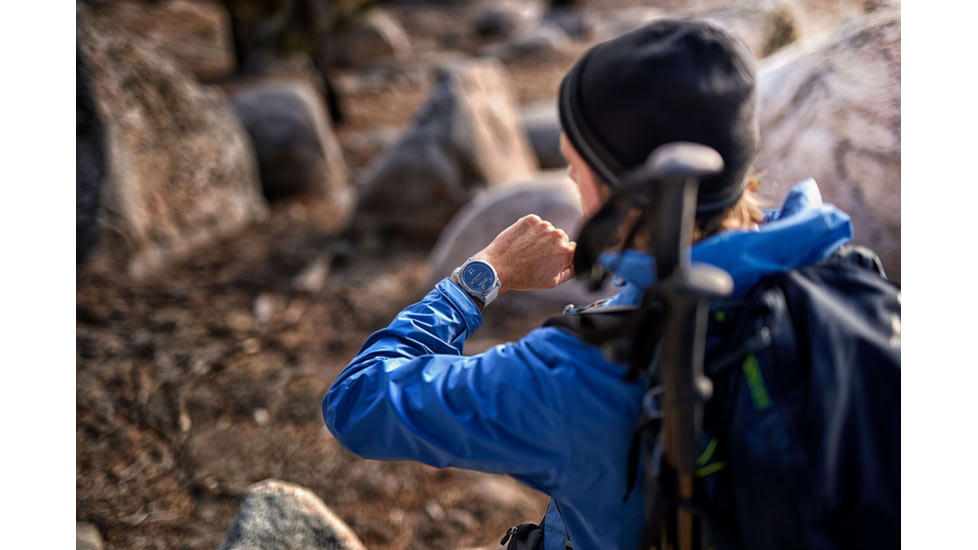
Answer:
544;246;901;550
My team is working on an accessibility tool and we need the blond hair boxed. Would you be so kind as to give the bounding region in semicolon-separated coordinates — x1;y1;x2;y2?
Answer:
693;174;766;242
626;174;766;252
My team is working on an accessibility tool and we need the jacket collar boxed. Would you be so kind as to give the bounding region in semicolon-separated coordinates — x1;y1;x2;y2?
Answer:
599;178;853;298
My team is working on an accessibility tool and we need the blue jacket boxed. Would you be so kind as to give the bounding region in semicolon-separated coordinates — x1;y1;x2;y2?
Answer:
323;179;853;550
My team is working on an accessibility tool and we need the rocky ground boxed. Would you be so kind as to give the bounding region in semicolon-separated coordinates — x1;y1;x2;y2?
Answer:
76;6;585;550
76;1;888;548
75;201;559;550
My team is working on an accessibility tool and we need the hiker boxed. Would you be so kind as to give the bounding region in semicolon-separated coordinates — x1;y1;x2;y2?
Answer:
323;18;883;550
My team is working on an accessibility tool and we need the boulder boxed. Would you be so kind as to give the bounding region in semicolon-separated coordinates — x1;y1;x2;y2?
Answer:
76;39;106;264
445;60;540;185
230;79;354;230
543;2;597;39
359;134;464;242
790;0;880;38
594;0;802;60
77;6;267;280
754;3;901;280
321;8;413;69
84;0;235;81
470;0;546;40
353;58;539;244
520;100;565;170
76;522;104;550
696;0;802;58
426;171;614;311
481;20;572;61
339;125;401;169
218;479;367;550
590;7;667;40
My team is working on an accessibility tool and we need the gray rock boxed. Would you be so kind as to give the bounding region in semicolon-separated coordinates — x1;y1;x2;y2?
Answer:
321;8;413;69
696;0;802;58
230;79;354;229
543;5;597;40
594;0;802;60
340;125;401;168
790;0;881;39
218;479;367;550
483;20;572;61
590;7;668;40
470;0;545;40
353;58;538;244
357;132;466;241
445;60;540;185
520;100;565;170
76;522;104;550
77;5;267;280
754;3;901;280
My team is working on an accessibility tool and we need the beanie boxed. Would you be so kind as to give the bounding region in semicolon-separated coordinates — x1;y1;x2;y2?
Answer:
558;18;759;217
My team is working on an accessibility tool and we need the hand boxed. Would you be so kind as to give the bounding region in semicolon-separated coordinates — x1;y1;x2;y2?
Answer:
472;214;577;295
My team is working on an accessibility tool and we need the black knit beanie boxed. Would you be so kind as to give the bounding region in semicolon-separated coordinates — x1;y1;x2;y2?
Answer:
558;18;759;218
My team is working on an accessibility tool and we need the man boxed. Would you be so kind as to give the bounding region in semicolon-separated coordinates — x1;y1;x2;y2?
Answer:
323;18;855;550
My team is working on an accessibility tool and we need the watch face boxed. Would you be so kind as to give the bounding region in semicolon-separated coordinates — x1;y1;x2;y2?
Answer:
462;261;495;292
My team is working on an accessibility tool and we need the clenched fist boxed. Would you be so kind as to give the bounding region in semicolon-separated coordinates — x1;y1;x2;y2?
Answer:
471;214;577;296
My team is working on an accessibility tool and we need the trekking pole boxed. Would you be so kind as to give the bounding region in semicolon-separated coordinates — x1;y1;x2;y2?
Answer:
640;142;732;550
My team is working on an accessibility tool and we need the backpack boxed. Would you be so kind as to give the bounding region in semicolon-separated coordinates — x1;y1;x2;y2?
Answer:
544;246;901;550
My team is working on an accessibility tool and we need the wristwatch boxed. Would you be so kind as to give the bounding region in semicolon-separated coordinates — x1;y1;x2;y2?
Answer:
451;258;501;306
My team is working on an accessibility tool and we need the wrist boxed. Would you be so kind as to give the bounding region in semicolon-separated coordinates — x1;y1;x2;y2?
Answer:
449;273;484;310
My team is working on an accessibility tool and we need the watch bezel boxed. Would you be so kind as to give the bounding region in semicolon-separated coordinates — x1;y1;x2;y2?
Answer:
452;258;500;306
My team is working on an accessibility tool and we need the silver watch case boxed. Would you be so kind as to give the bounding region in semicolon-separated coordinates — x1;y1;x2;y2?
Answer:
452;258;500;306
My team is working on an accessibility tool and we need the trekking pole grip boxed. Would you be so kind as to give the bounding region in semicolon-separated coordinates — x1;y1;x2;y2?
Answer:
642;142;732;550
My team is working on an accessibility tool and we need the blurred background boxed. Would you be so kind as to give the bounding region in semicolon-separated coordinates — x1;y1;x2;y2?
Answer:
75;1;900;549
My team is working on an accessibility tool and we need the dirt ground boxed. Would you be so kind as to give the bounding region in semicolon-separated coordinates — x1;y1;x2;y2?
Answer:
76;6;590;550
78;1;872;546
75;204;560;550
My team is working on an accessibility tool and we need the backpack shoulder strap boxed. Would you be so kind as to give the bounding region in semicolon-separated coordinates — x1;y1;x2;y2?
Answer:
543;300;664;381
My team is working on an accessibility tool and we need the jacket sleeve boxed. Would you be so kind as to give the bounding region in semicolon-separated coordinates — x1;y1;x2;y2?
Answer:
322;278;597;492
